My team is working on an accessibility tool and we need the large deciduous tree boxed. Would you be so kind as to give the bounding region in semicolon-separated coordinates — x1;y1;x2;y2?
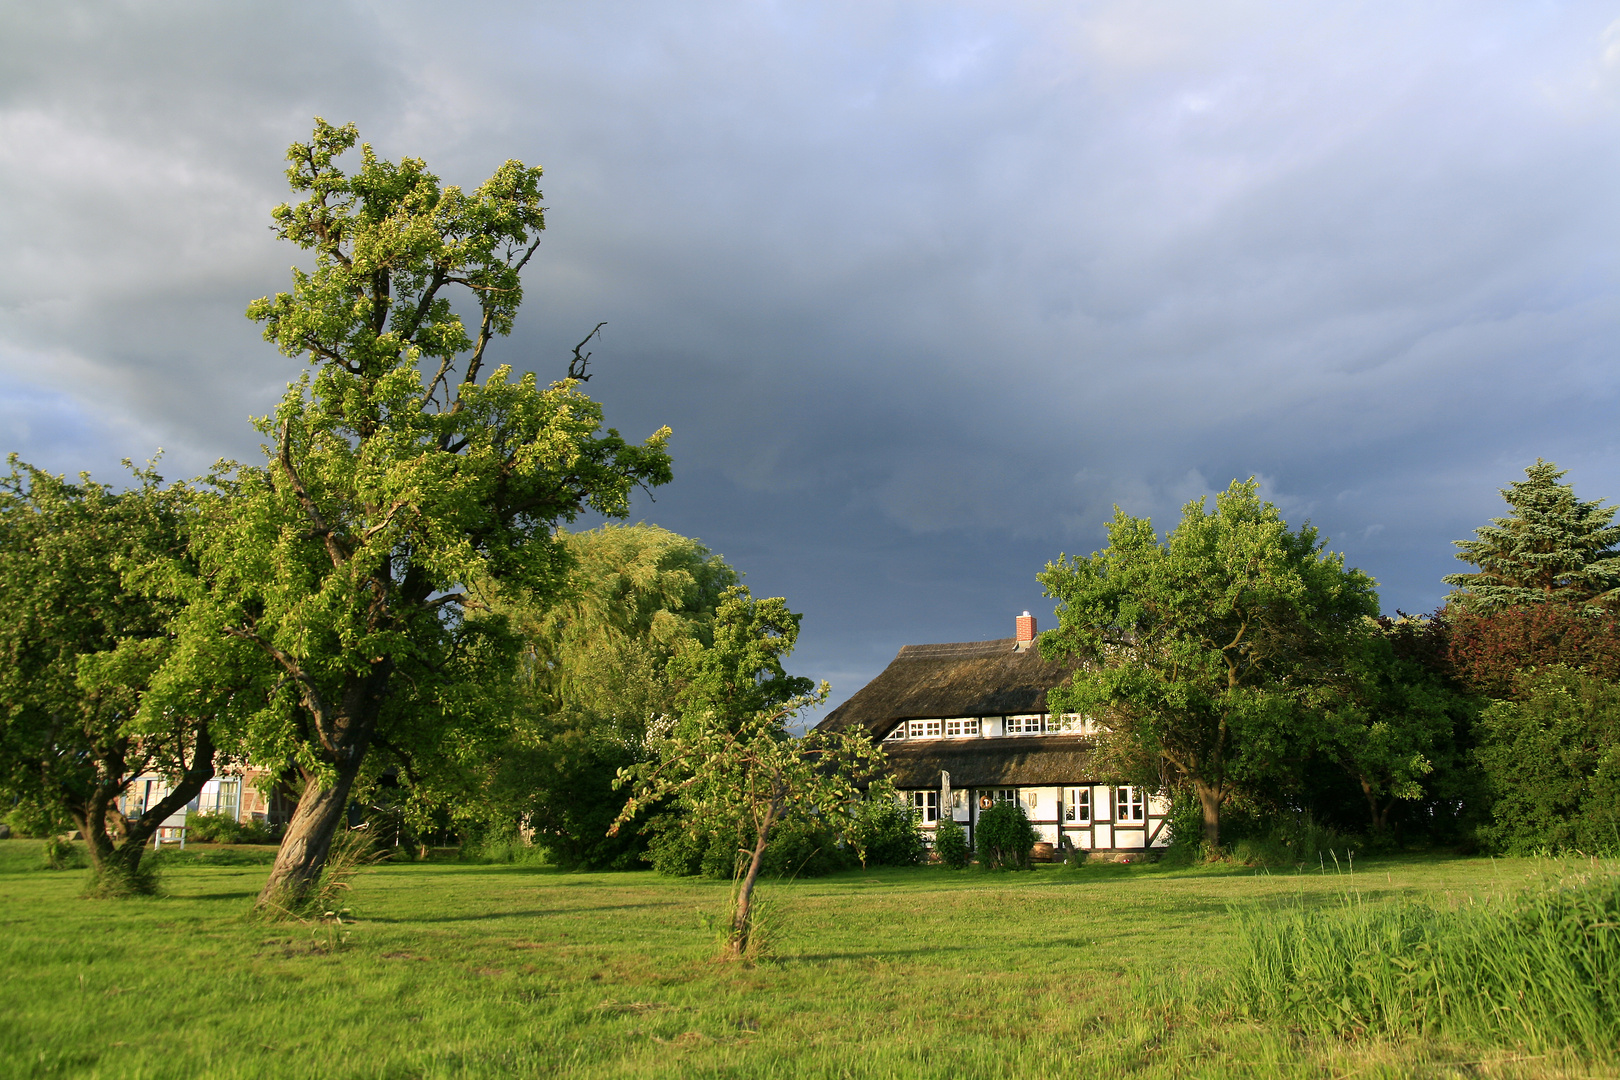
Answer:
1037;479;1379;849
178;120;672;909
0;459;223;894
1444;459;1620;611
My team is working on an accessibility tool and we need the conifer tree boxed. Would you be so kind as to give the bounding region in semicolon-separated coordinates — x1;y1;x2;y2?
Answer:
1444;460;1620;610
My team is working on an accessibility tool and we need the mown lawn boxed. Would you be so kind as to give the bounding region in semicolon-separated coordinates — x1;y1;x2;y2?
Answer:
0;839;1609;1079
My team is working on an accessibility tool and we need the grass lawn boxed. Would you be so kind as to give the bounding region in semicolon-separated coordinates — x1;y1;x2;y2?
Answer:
0;839;1611;1079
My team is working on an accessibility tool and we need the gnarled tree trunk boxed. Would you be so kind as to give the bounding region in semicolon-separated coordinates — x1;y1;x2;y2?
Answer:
73;722;215;896
256;694;379;912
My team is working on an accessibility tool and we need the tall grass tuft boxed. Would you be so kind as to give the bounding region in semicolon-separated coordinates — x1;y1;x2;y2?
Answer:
1235;863;1620;1056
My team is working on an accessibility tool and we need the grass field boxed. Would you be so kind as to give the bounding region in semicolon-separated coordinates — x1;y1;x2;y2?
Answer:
0;839;1613;1079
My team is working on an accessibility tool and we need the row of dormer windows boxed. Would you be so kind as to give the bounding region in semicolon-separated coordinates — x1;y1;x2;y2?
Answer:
882;714;1094;740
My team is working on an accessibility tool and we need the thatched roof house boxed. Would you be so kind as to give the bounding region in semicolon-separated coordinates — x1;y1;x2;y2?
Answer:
813;614;1170;858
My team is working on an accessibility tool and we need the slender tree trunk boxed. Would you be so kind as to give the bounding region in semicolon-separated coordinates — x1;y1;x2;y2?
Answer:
1194;779;1222;850
727;824;773;959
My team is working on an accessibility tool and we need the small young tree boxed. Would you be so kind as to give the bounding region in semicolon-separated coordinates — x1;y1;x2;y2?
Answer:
1038;480;1379;848
1445;459;1620;610
611;692;881;957
173;120;672;910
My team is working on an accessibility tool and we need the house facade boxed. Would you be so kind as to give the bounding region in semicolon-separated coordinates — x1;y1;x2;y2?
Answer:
814;613;1171;858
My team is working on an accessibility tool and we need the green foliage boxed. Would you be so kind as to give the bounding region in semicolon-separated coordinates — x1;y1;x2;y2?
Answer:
1314;615;1475;834
846;789;926;867
1160;785;1207;861
485;525;740;871
1039;478;1380;848
667;586;814;733
1445;459;1620;611
1475;666;1620;855
5;801;69;840
975;803;1037;870
165;120;672;904
614;592;881;955
41;835;80;871
1235;868;1620;1057
933;815;970;869
184;813;277;845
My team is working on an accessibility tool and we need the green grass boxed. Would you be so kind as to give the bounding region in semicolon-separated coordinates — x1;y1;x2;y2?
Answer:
0;838;1613;1079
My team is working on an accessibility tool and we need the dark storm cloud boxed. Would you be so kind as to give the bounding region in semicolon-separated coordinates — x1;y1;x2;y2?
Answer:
3;1;1618;707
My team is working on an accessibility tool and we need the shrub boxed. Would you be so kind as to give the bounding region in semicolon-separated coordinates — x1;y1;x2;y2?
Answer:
183;812;279;845
6;801;69;840
934;815;970;869
976;803;1036;870
186;812;241;843
1475;666;1620;855
847;793;925;867
42;834;82;870
762;816;851;878
1235;868;1620;1056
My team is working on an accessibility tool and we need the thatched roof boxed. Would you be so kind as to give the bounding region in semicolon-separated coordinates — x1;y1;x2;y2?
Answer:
814;637;1078;739
880;735;1095;788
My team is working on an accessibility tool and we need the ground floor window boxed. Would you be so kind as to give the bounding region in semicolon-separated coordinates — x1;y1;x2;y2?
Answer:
200;779;240;819
1064;788;1090;822
909;791;939;823
1117;786;1145;822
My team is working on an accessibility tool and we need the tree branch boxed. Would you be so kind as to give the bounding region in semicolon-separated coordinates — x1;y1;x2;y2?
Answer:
277;421;349;567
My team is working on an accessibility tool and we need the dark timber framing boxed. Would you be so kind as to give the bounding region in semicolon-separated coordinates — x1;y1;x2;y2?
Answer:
815;636;1170;856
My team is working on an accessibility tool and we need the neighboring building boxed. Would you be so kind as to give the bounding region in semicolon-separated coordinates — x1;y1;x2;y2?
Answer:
813;612;1171;858
118;765;294;831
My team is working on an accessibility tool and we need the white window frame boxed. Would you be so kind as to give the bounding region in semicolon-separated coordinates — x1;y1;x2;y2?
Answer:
908;719;942;738
945;717;980;737
885;724;905;740
909;791;939;823
1117;786;1145;822
1064;788;1090;822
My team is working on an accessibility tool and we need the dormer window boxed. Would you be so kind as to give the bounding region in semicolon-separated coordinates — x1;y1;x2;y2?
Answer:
945;718;980;737
884;725;905;740
908;719;942;738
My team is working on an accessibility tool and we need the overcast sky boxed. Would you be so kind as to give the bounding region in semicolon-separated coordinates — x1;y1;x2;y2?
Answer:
3;1;1618;713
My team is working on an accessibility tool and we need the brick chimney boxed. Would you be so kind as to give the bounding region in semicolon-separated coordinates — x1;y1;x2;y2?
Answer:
1015;610;1036;650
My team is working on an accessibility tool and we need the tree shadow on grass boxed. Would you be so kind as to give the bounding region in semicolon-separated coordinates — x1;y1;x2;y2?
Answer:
367;901;680;924
783;944;973;964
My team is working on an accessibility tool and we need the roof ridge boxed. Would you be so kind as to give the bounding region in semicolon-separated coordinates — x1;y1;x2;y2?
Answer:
896;637;1016;658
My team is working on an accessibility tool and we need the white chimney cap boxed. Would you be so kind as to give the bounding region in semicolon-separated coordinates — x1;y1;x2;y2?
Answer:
1021;610;1030;617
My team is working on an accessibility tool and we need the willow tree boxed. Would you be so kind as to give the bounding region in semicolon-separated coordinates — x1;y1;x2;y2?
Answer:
179;120;671;909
